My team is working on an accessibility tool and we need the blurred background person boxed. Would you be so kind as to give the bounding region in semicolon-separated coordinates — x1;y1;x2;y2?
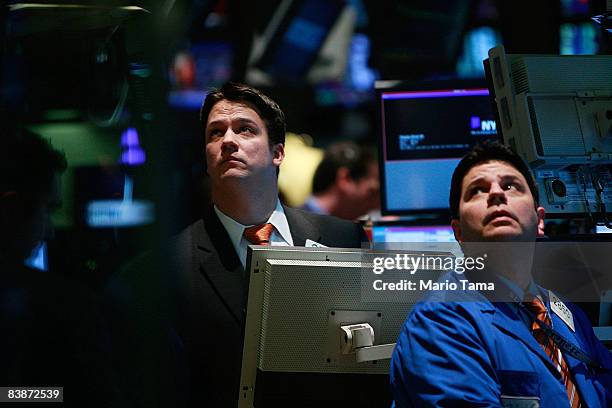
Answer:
301;141;380;220
0;128;126;407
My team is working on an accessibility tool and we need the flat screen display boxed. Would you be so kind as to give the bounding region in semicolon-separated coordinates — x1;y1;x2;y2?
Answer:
377;80;498;215
372;225;455;243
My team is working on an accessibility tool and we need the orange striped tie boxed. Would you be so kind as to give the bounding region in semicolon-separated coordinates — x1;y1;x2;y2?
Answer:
523;296;582;408
244;223;274;246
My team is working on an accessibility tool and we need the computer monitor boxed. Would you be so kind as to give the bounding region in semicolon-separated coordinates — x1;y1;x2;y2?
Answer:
73;165;154;228
239;246;451;408
372;224;455;244
376;79;498;216
371;223;462;257
253;0;346;82
485;45;612;219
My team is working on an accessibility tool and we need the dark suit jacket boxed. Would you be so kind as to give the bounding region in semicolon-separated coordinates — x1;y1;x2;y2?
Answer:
108;206;366;408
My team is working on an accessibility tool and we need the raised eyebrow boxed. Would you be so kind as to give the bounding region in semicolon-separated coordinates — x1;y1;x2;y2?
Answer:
206;121;226;130
500;174;524;184
461;177;490;198
464;176;489;189
234;118;259;127
462;180;484;200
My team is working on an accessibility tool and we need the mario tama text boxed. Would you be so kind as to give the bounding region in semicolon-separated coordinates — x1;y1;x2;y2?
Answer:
373;278;494;292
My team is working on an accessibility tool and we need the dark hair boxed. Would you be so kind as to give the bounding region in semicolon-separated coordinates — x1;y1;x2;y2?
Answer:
200;82;286;146
449;140;539;219
312;142;377;194
0;129;67;206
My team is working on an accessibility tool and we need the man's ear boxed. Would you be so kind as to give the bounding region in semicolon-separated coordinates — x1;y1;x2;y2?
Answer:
272;143;285;167
451;218;464;243
335;167;353;192
536;206;546;237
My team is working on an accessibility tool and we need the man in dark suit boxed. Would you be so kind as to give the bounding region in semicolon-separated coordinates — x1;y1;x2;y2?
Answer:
180;82;366;406
109;82;366;407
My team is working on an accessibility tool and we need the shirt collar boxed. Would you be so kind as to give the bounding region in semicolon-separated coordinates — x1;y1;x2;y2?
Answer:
213;199;293;247
214;205;246;252
303;196;325;215
268;199;293;246
496;274;540;301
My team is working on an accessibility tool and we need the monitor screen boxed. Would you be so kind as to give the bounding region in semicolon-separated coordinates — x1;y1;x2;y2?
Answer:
256;0;345;81
377;80;498;215
372;225;456;243
596;226;612;234
74;165;154;228
371;224;462;257
168;41;233;110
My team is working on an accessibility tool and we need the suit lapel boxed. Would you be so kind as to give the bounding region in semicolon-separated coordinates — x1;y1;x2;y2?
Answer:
195;209;245;326
491;302;564;378
194;206;320;325
480;275;563;378
284;206;321;246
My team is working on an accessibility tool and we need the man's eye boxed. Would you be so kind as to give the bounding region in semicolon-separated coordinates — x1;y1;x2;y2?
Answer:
240;126;254;134
503;182;518;191
208;129;222;138
470;187;485;195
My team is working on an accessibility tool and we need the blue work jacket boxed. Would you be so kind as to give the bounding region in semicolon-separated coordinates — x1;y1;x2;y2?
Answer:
390;272;612;407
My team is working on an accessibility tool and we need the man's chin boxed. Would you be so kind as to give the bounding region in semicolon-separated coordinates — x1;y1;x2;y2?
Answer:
218;169;249;180
482;227;534;242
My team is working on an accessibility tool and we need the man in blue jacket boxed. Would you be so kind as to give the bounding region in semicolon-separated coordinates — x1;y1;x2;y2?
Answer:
390;141;612;407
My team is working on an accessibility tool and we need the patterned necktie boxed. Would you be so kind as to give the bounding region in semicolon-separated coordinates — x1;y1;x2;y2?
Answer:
243;223;274;246
523;296;582;408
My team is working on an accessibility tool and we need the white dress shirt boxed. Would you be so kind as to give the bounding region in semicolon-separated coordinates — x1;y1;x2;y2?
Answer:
214;199;294;268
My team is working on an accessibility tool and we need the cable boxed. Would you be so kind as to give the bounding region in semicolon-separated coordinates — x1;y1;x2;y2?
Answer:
590;168;612;228
578;166;595;226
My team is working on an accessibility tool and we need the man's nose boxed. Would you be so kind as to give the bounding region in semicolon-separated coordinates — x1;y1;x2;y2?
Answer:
220;130;239;152
488;183;507;205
